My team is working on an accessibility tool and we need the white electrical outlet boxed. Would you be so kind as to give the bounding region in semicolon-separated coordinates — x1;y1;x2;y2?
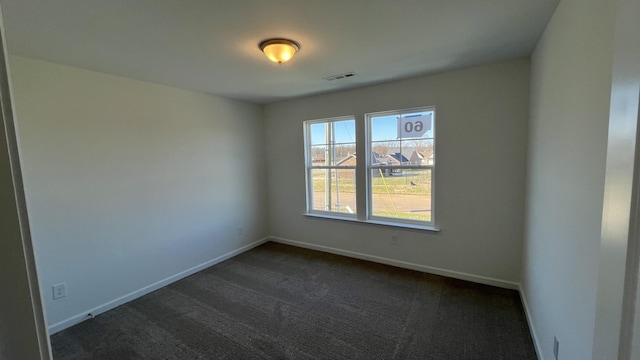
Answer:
52;283;66;300
237;226;244;236
391;235;399;245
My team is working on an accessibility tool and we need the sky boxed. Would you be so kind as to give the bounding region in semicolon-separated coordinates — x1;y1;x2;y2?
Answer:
309;110;434;145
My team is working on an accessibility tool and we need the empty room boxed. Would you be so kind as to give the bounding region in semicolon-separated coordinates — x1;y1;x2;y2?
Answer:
1;0;639;359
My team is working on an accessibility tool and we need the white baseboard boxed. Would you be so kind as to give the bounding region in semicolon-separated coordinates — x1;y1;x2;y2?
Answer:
519;284;543;360
47;237;269;334
269;236;520;290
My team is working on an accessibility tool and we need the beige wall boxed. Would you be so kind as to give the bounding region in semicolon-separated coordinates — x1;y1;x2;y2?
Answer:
10;56;268;332
264;59;530;287
522;0;616;358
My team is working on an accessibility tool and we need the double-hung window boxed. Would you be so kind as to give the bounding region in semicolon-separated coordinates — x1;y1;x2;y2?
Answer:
367;107;435;225
304;106;435;228
304;117;357;216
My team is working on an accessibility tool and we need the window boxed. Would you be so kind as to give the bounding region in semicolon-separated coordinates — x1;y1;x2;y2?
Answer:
367;107;435;225
304;107;435;229
304;117;357;216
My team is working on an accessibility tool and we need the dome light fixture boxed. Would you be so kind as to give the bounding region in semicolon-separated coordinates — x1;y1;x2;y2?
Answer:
259;38;300;64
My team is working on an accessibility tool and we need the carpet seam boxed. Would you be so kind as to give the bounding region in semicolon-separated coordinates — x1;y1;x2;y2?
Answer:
390;285;421;359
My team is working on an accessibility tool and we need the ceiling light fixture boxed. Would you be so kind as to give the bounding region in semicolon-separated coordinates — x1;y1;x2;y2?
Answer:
259;38;300;64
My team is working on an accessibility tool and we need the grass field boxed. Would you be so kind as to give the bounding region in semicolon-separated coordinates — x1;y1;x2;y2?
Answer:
312;169;431;195
374;210;431;221
312;169;432;221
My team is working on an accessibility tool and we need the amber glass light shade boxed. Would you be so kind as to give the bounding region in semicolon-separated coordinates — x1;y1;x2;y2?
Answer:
259;39;300;64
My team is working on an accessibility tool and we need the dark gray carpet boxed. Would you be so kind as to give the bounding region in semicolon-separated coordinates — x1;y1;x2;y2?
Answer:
51;242;537;359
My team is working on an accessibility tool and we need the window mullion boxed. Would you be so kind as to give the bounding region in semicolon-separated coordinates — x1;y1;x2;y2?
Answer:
355;114;367;221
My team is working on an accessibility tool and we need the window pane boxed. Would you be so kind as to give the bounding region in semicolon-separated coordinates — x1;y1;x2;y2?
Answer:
310;144;328;165
310;120;356;145
310;123;327;145
371;140;400;162
370;168;432;222
310;143;356;166
311;169;356;214
333;143;356;165
371;114;398;142
332;120;356;143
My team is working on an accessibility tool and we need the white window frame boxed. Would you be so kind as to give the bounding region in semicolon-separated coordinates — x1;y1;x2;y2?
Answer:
304;116;357;218
365;106;435;227
303;107;437;231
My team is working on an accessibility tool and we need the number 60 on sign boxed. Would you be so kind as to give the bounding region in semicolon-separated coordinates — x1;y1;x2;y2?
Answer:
397;113;433;139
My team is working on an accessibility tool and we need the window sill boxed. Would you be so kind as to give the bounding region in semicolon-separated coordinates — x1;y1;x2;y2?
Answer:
303;213;440;232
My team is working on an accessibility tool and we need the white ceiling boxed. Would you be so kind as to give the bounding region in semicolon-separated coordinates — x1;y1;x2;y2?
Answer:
1;0;559;104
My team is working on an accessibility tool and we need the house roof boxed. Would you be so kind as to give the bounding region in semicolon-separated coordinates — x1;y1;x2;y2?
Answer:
335;152;389;166
388;153;410;164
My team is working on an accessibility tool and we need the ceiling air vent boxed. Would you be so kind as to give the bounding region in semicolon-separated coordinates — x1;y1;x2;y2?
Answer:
323;72;356;81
